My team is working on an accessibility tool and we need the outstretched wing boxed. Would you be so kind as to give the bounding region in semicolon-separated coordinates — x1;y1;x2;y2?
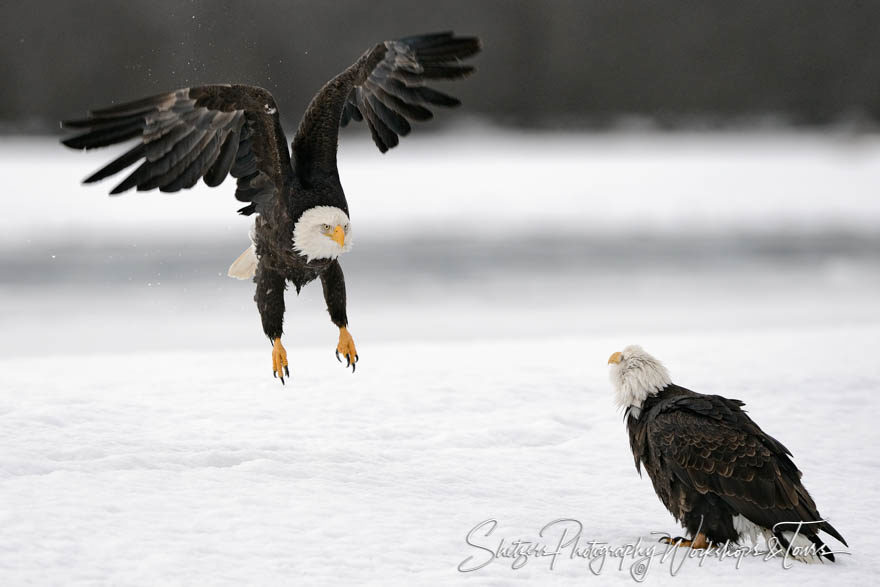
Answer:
61;85;292;216
647;395;846;546
292;32;480;182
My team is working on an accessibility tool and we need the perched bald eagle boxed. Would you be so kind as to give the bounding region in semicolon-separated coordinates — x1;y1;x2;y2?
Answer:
608;346;847;562
61;32;480;383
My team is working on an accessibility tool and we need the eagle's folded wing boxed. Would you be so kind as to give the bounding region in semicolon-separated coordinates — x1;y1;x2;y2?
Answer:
648;397;846;546
62;85;291;216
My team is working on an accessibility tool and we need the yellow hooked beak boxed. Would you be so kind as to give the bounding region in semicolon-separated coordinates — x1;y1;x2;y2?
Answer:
329;225;345;247
608;351;623;365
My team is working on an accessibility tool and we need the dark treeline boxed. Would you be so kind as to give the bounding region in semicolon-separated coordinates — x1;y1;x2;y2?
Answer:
2;0;880;132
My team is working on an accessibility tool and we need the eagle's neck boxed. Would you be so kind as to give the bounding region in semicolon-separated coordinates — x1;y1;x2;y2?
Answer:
614;370;672;412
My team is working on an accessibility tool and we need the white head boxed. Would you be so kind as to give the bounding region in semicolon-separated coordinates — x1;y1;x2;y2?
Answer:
292;206;354;262
607;345;672;411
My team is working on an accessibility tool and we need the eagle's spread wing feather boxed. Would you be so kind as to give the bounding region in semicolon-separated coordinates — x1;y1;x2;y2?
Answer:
292;32;480;182
62;85;291;216
647;395;846;546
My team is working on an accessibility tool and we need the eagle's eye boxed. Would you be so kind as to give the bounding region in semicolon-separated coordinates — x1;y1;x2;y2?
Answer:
321;223;331;232
264;104;277;115
343;223;350;233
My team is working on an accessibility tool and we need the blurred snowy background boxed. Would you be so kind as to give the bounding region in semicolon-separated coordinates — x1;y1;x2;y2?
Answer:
2;1;880;585
2;130;878;356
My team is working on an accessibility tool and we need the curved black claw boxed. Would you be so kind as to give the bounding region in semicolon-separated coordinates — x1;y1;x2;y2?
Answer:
660;536;687;545
335;347;357;373
284;365;290;377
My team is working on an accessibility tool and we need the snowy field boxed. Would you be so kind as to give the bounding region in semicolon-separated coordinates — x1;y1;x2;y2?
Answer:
1;131;879;585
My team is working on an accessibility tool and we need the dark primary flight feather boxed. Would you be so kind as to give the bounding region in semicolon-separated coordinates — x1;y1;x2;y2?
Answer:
61;32;480;213
62;86;289;216
292;32;480;180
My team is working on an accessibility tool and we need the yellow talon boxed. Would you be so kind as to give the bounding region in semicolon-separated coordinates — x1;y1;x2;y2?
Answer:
336;327;358;372
272;338;289;383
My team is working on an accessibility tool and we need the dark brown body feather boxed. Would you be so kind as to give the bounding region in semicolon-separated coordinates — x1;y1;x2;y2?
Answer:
628;384;846;560
61;32;480;343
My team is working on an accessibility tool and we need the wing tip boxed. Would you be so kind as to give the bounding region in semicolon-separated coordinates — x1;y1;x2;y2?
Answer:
404;33;482;61
823;522;848;548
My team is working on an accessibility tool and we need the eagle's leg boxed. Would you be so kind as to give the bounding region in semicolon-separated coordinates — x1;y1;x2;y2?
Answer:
320;259;358;372
255;265;289;383
661;533;709;549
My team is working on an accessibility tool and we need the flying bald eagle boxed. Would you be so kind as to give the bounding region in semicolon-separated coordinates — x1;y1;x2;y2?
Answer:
61;32;480;383
608;346;847;562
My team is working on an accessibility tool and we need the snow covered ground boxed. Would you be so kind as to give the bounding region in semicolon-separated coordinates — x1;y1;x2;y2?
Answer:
1;131;878;584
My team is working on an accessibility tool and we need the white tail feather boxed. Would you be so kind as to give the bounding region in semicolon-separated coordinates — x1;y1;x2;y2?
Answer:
782;530;824;564
227;245;258;280
734;516;825;564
